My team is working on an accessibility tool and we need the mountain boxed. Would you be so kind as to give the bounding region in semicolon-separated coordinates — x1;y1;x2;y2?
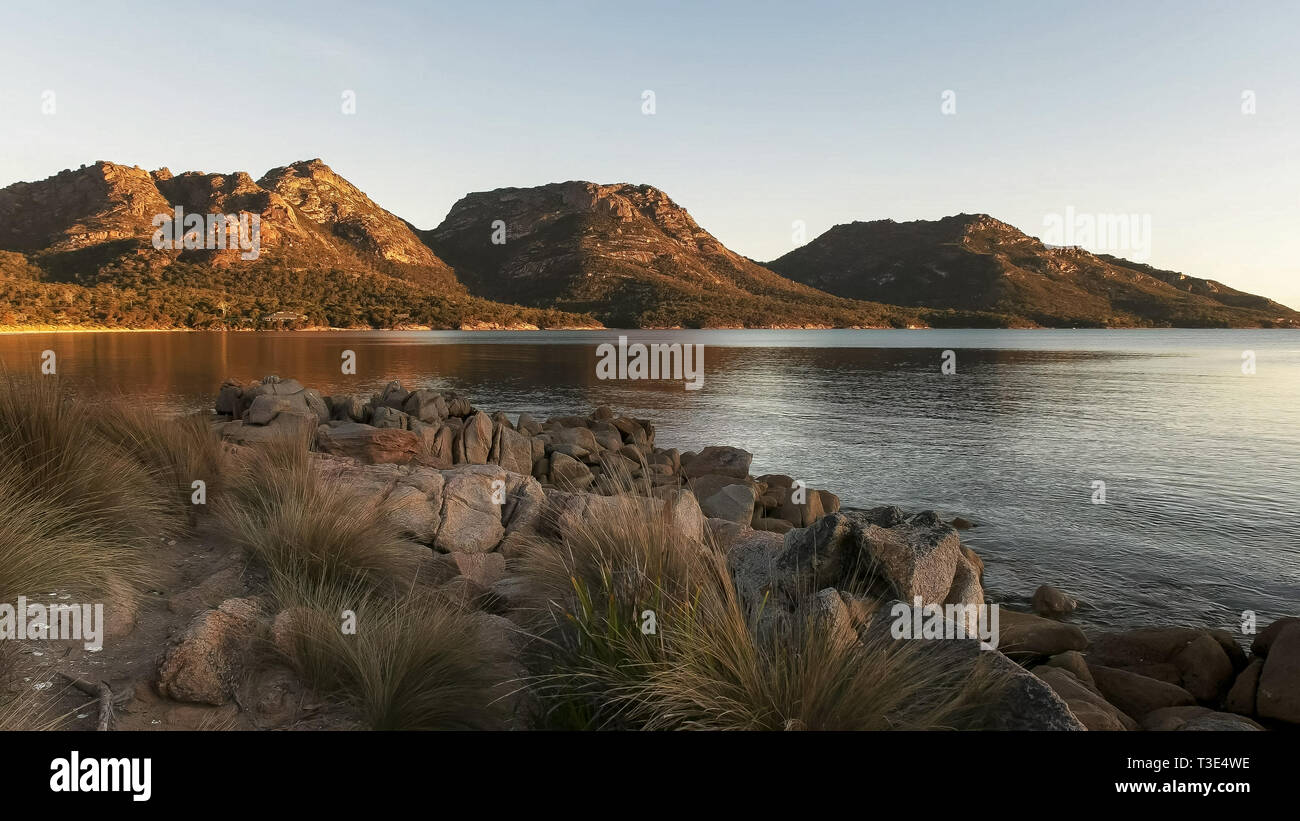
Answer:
424;181;936;328
0;161;592;330
2;163;1294;330
764;214;1300;328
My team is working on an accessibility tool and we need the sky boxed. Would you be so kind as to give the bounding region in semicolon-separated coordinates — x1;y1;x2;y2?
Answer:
2;0;1298;307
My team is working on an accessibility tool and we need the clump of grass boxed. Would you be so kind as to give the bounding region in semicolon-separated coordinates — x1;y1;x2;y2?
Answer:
216;434;422;599
515;485;1012;730
0;458;159;602
275;583;514;730
0;375;204;601
218;436;517;729
620;602;1012;730
92;396;225;515
0;375;181;540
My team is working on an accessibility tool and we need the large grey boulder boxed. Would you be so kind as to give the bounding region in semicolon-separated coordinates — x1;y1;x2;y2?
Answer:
777;510;966;605
435;467;507;553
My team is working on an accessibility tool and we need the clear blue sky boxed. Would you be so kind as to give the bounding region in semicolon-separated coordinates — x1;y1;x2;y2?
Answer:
2;0;1298;307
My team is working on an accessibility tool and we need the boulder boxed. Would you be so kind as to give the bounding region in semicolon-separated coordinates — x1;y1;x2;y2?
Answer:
999;609;1088;657
729;510;969;617
516;412;542;436
435;468;507;553
681;446;752;479
1034;667;1136;731
1043;650;1095;688
494;425;534;476
384;484;440;544
423;551;506;589
1088;664;1196;720
1256;622;1300;724
244;394;292;425
378;380;409;410
157;598;261;706
1087;627;1236;702
653;488;707;544
754;517;795;534
329;393;369;423
979;651;1086;731
500;472;547;536
460;411;494;464
777;487;825;527
316;422;419;464
589;421;624;452
370;405;410;430
688;474;753;505
700;484;757;525
855;512;963;603
1141;705;1264;731
1251;616;1300;657
445;394;473;417
549;451;594;491
236;376;305;415
943;552;985;613
221;413;315;446
1224;657;1263;716
553;425;600;454
403;389;448;424
1031;584;1077;618
215;379;243;415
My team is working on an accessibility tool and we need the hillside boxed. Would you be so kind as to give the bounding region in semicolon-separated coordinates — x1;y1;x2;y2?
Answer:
424;181;940;328
0;161;593;330
764;214;1300;328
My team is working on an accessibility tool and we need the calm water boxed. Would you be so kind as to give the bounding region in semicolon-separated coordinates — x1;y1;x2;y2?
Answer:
2;329;1297;635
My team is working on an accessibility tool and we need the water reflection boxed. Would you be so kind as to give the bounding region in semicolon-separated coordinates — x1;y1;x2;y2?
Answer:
1;329;1296;634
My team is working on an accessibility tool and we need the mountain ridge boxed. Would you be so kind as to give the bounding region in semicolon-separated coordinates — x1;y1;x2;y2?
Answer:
0;161;1294;330
764;213;1299;328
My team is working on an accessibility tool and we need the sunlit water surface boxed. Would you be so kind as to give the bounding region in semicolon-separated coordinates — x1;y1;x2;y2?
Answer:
3;328;1296;634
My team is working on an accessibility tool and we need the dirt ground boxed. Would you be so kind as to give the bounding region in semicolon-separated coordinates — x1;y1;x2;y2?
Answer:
1;518;354;731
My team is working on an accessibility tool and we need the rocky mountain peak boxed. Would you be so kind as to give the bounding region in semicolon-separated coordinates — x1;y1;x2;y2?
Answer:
0;160;171;252
257;159;446;269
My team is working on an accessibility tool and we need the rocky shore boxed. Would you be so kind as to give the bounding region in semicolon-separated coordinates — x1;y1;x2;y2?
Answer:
179;375;1300;731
